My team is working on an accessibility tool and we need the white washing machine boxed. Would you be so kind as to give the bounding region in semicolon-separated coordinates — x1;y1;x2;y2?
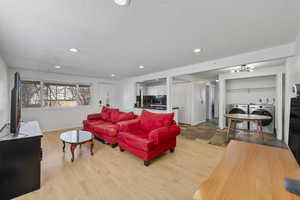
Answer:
226;104;249;130
249;104;275;134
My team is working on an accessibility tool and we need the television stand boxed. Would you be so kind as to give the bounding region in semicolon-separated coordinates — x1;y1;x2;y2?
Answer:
0;121;43;200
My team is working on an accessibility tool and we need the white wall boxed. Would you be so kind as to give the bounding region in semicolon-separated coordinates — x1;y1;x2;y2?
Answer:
0;56;9;129
9;68;119;131
296;32;300;75
226;75;276;105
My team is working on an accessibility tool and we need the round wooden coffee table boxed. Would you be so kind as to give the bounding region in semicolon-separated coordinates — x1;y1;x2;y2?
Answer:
60;130;94;162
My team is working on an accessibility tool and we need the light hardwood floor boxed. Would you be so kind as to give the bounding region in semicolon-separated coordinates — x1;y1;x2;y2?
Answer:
15;128;224;200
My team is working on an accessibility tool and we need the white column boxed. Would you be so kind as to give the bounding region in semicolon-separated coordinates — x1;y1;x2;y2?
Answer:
276;72;283;140
284;57;297;143
218;76;226;129
166;76;173;113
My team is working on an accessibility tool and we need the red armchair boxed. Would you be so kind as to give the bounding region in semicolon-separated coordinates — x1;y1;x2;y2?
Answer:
118;110;181;166
83;107;136;147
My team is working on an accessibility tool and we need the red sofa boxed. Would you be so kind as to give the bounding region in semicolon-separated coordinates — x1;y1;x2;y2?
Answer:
83;107;136;147
118;110;181;166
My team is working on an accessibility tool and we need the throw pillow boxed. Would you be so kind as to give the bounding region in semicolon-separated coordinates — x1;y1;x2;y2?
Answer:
118;112;135;122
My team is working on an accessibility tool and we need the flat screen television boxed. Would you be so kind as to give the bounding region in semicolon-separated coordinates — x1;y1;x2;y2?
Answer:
10;72;21;136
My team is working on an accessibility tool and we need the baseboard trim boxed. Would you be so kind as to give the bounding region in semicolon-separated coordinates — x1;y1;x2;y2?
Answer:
191;120;206;126
43;124;83;133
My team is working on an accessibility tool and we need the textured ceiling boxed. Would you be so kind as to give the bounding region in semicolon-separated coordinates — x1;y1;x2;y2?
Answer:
0;0;299;79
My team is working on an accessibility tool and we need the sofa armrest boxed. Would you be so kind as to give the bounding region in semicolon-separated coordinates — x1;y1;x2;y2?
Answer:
148;125;181;144
87;113;102;120
118;118;141;132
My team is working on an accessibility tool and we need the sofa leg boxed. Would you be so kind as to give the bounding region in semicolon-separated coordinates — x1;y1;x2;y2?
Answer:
95;138;106;144
101;140;106;144
119;147;125;152
144;160;150;167
111;143;118;148
170;148;175;153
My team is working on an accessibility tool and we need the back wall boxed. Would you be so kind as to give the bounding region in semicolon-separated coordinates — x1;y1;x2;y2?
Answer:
8;68;119;132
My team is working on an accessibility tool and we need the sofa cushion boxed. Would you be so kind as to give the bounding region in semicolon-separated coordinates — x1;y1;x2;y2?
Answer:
94;123;119;137
118;111;135;122
110;109;121;123
109;111;135;123
101;110;111;121
101;107;119;122
119;130;154;151
140;110;174;132
83;119;106;130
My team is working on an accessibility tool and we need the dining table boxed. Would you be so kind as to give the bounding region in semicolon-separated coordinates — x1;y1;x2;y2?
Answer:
224;113;272;141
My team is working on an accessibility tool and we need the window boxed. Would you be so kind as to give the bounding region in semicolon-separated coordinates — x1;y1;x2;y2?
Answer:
21;80;91;108
21;81;41;107
43;83;78;107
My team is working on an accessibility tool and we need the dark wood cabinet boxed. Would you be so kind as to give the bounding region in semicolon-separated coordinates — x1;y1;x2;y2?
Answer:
289;98;300;165
0;135;42;200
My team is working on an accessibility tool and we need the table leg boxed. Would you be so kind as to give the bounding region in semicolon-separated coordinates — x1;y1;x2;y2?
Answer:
259;120;264;141
226;119;232;142
70;144;77;162
90;139;94;156
256;120;264;141
62;141;65;152
232;120;237;139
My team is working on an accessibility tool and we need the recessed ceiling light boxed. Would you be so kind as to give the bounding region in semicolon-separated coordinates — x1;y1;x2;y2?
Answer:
114;0;130;6
139;65;145;69
216;80;219;82
193;48;202;53
54;65;61;69
111;74;116;77
69;48;79;53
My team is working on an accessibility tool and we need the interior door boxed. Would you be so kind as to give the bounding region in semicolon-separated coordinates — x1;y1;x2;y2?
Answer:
172;84;190;124
97;83;118;108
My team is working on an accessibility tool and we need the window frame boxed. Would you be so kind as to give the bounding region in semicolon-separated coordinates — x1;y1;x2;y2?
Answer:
21;79;92;109
21;80;42;108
